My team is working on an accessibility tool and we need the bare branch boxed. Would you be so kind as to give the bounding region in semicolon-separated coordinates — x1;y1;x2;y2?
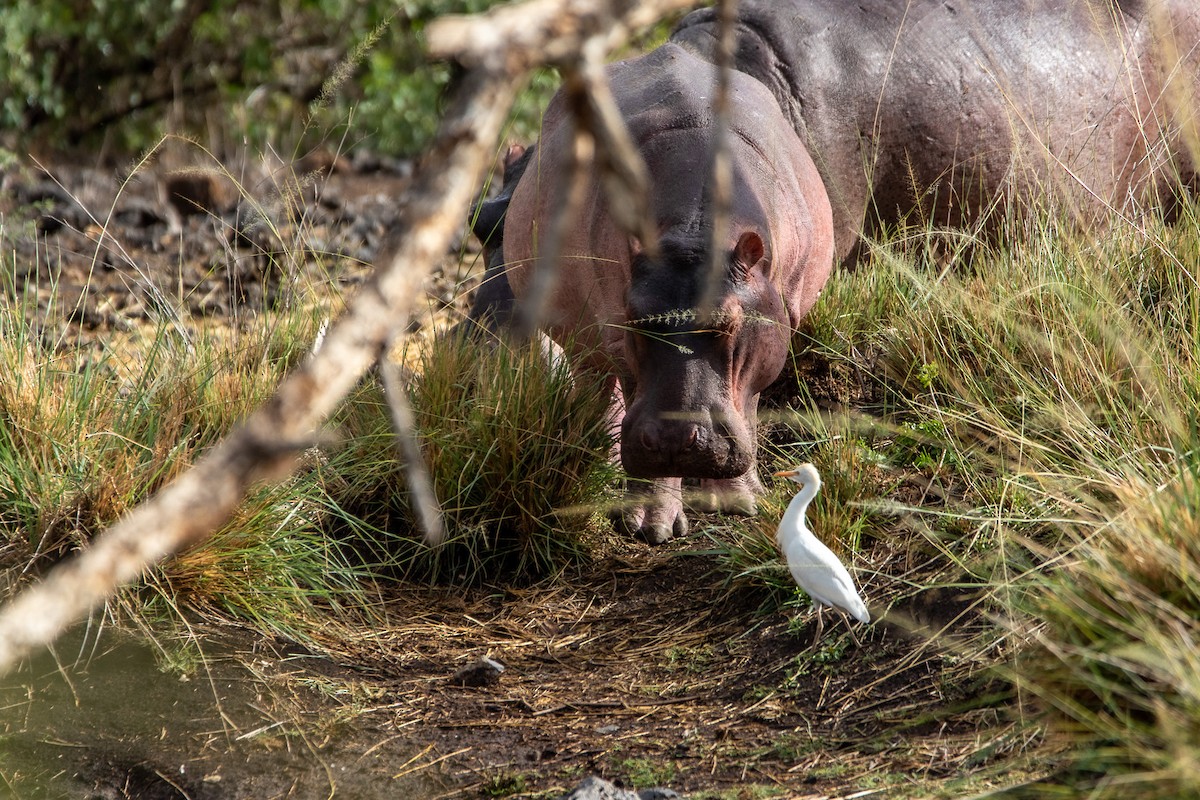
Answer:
510;7;677;336
378;353;445;547
697;0;739;317
427;0;700;72
516;94;596;339
579;38;660;259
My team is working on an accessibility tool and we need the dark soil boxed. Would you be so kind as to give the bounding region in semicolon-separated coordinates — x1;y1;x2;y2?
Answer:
0;151;1026;799
0;146;470;354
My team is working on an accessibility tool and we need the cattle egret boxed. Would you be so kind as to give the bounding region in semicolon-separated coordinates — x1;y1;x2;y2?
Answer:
773;463;870;644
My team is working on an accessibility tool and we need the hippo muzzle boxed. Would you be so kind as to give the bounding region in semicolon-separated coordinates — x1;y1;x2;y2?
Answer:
620;404;755;480
617;330;758;480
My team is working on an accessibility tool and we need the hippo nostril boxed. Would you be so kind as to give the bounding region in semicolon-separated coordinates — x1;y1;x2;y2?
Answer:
633;420;705;456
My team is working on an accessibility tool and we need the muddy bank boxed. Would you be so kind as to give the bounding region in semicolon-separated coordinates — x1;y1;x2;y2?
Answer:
0;629;443;798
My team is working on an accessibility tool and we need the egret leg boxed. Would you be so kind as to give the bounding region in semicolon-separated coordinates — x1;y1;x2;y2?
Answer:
809;605;825;650
843;612;863;649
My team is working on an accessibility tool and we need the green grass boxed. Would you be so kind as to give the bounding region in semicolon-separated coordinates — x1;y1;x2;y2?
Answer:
480;770;531;797
697;196;1200;793
795;207;1200;794
0;272;374;640
616;756;678;789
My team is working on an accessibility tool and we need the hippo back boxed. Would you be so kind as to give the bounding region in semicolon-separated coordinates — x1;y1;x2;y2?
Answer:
672;0;1195;260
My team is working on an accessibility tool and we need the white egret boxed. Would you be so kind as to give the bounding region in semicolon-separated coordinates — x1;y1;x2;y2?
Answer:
773;463;870;644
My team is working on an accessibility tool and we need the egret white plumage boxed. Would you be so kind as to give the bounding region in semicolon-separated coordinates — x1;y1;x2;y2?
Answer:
773;463;869;643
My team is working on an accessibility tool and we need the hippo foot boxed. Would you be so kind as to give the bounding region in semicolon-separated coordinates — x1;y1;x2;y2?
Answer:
613;479;687;544
688;475;763;516
617;506;689;545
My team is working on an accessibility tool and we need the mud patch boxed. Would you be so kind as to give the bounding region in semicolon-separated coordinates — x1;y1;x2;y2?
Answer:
0;150;476;356
0;629;442;799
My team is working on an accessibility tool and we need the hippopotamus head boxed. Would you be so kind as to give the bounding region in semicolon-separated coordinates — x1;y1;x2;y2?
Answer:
619;228;790;480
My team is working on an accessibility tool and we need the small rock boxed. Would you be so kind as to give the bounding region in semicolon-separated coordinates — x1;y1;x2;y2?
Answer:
449;656;505;687
35;198;90;234
163;171;239;216
114;198;168;228
558;776;680;800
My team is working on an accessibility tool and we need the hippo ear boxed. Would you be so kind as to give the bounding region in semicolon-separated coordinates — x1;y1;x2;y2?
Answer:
504;143;526;171
732;231;767;281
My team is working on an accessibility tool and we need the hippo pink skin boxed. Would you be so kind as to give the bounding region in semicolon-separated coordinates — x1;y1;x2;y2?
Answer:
672;0;1200;263
502;44;834;544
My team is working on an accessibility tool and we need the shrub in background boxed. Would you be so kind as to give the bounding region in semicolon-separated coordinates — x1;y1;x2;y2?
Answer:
0;0;530;156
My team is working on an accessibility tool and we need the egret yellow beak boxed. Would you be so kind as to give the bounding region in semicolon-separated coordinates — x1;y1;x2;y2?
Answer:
772;469;797;478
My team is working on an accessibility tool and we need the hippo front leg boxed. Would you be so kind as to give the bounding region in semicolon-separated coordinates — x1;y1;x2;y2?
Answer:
692;471;763;516
600;376;687;544
614;477;688;545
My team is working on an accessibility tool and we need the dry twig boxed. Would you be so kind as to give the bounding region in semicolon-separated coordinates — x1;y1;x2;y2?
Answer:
516;86;597;339
378;350;445;545
697;0;738;316
513;13;667;337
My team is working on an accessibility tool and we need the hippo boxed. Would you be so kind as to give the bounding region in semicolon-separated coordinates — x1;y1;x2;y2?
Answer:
671;0;1200;262
500;43;835;543
468;0;1200;543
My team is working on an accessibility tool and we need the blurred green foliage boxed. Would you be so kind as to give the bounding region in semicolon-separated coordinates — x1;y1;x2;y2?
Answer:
0;0;549;156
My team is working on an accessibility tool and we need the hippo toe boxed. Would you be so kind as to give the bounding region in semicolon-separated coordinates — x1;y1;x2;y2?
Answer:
615;479;688;545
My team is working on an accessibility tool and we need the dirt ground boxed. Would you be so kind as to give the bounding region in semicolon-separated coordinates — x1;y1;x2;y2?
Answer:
0;151;1033;799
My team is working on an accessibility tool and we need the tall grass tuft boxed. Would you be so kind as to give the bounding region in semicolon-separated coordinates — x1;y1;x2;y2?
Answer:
709;195;1200;786
328;333;618;584
141;471;373;641
0;274;368;639
862;206;1200;792
1019;465;1200;797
